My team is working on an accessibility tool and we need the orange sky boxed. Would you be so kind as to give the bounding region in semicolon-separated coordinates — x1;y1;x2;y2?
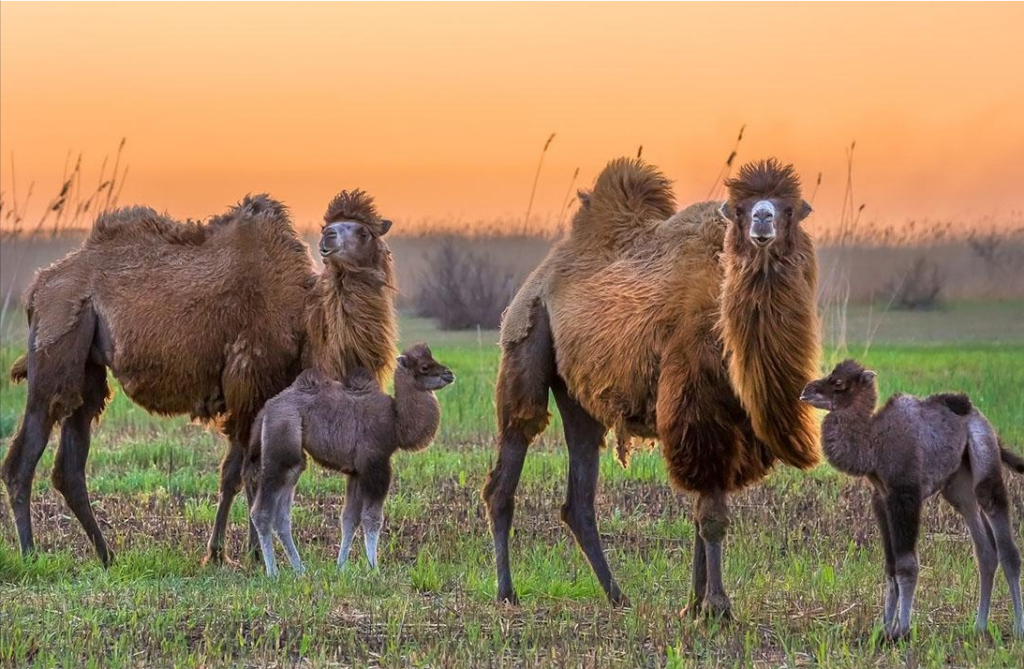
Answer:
2;2;1023;231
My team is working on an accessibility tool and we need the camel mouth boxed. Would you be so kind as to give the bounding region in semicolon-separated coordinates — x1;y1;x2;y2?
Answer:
799;391;832;411
319;245;336;258
750;236;775;249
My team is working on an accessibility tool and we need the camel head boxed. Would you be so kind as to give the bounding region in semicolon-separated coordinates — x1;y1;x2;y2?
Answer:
800;359;876;411
396;343;456;392
719;158;812;254
320;189;393;273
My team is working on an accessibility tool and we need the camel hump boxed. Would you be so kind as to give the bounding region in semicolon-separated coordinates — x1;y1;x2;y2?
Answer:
90;206;209;246
341;367;378;393
931;392;973;416
571;157;676;247
294;368;333;393
209;193;290;229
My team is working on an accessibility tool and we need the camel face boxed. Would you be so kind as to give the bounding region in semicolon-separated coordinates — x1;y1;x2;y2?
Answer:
800;360;877;411
720;195;812;251
397;344;456;392
319;220;382;270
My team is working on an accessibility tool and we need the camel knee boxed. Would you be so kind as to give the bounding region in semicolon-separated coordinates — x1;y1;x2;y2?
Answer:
50;466;83;499
695;492;730;543
894;552;919;580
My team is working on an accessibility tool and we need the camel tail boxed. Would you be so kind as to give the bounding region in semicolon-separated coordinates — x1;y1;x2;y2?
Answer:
1000;441;1024;475
9;353;28;383
571;157;676;246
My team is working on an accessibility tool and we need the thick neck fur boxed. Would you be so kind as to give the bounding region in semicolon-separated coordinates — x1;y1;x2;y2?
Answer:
303;259;398;386
393;371;441;452
821;389;878;476
717;224;822;469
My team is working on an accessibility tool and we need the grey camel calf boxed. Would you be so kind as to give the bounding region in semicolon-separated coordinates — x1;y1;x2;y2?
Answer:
801;359;1024;640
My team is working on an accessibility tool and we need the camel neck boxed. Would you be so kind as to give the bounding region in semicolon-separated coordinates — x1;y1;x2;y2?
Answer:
716;226;821;468
303;264;397;385
821;397;877;476
393;372;441;452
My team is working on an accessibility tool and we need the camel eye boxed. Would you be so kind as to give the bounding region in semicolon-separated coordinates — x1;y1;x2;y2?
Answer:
785;206;794;218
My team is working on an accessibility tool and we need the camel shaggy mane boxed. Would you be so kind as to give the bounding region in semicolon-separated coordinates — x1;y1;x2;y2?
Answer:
324;188;391;236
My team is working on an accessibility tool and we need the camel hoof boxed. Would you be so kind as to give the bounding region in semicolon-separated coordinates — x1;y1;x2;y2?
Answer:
609;591;631;609
497;590;520;606
201;549;238;569
99;548;116;569
702;594;732;622
883;627;909;644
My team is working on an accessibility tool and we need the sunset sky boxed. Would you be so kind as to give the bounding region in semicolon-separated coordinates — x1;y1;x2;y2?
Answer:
2;2;1023;231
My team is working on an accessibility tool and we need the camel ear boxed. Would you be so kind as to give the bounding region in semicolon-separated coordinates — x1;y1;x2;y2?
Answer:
860;370;877;383
379;219;393;236
718;202;737;223
396;355;409;369
795;200;812;223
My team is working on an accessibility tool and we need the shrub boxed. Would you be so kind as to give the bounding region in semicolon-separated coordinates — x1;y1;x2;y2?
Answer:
884;256;943;310
414;238;519;330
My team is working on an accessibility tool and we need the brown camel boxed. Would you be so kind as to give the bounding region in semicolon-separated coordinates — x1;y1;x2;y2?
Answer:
801;360;1024;639
482;157;821;617
3;190;398;566
247;344;454;576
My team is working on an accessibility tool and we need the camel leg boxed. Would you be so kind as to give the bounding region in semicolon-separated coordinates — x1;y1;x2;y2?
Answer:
243;476;261;565
359;460;391;571
976;474;1024;637
337;476;363;569
2;403;55;559
885;484;921;640
361;496;385;571
696;489;731;620
204;440;245;566
552;382;624;605
871;488;900;630
942;471;997;634
482;302;555;605
251;478;282;577
682;512;708;618
51;361;113;566
275;475;304;574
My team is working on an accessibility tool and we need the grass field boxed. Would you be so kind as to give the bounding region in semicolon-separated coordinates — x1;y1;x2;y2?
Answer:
2;309;1024;668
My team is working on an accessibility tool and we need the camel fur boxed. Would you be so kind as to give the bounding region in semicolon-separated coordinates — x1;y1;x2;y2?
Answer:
3;190;398;566
801;360;1024;639
483;157;820;616
246;344;454;576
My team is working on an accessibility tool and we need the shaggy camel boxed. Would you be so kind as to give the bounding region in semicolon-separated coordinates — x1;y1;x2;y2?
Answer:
3;190;397;566
247;344;454;576
801;360;1024;639
483;157;821;617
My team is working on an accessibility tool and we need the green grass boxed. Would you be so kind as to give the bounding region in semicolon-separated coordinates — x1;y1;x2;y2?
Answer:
1;315;1023;667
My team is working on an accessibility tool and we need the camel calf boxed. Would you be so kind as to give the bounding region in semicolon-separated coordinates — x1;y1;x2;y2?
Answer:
801;360;1024;640
245;344;454;576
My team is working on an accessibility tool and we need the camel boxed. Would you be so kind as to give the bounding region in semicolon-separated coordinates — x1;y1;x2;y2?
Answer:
247;343;455;576
3;190;398;566
482;157;821;617
801;360;1024;639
